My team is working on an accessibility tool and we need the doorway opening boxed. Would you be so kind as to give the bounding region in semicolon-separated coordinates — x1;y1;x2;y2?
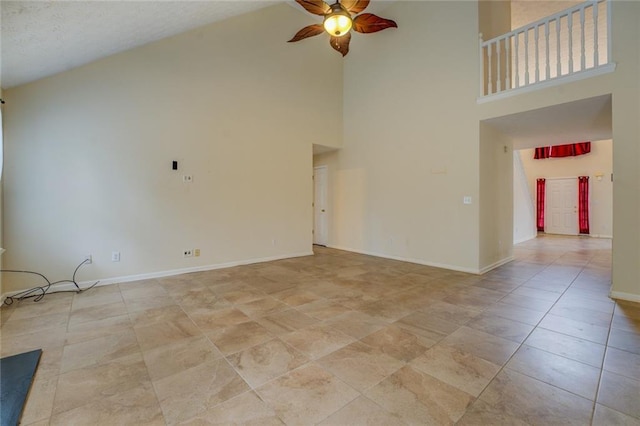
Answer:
313;165;328;247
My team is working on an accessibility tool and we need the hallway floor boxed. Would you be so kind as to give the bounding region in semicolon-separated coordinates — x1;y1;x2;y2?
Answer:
1;235;639;425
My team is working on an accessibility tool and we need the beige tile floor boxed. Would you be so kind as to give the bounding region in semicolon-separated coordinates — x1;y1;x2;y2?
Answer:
2;235;639;425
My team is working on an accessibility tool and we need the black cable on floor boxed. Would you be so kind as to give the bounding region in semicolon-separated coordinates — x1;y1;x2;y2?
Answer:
1;259;100;306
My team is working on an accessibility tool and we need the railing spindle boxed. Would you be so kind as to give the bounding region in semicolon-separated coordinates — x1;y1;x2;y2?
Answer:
580;7;586;70
534;25;540;82
568;12;574;73
607;0;612;63
593;2;599;66
497;39;502;92
556;16;562;77
525;29;530;85
506;35;511;89
479;33;484;96
545;21;551;80
487;42;493;94
514;34;520;88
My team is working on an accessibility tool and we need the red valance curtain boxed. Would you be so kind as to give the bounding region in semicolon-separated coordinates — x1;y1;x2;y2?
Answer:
578;176;590;234
534;147;551;159
536;178;546;232
534;142;591;159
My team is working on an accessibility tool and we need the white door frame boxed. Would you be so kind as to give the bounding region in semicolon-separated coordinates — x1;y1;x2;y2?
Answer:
313;165;329;246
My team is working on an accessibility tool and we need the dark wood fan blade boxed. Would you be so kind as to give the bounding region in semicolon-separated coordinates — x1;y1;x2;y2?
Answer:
329;33;351;56
353;13;398;33
340;0;370;14
295;0;331;16
288;24;325;42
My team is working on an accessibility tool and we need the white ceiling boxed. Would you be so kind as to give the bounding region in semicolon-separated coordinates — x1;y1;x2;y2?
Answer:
484;94;612;150
1;0;279;89
1;0;397;90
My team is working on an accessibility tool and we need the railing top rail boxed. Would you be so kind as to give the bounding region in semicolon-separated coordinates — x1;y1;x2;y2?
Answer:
481;0;605;45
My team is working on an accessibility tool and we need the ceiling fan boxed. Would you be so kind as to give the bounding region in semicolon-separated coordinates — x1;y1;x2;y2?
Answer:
288;0;397;56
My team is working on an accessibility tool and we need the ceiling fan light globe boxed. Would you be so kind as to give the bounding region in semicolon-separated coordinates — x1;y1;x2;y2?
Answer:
323;8;352;37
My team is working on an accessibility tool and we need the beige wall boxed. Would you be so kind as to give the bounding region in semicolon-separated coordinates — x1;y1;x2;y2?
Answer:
479;1;511;40
333;1;482;272
610;1;640;301
3;4;343;292
519;139;613;238
479;122;514;271
513;150;537;243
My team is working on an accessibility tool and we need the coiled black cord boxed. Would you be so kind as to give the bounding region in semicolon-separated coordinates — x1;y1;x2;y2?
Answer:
2;259;100;306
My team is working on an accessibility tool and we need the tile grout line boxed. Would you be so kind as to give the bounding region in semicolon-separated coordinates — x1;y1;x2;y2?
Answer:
458;245;605;422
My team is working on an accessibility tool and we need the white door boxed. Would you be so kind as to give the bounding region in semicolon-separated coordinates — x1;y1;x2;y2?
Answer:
313;166;328;246
545;178;579;235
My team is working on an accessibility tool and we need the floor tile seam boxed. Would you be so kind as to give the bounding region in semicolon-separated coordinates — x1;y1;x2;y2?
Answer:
405;350;493;398
535;320;610;345
462;297;558;408
146;370;174;424
250;362;362;426
225;358;303;391
530;257;604;338
320;336;409;365
347;394;412;426
61;324;138;354
126;312;168;423
608;323;640;336
582;278;615;425
503;365;598;402
187;387;264;421
510;341;606;374
590;304;631;424
594;400;640;422
53;364;155;418
300;371;363;426
22;371;60;425
522;328;607;361
0;321;70;340
473;301;546;327
543;309;614;329
471;298;547;328
57;349;142;380
68;309;131;328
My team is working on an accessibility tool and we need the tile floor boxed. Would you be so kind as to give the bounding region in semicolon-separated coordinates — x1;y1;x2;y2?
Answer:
1;235;639;425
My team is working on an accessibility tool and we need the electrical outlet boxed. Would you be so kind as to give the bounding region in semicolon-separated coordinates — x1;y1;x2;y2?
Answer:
111;251;120;262
183;249;193;257
183;175;193;183
85;254;92;264
194;248;200;257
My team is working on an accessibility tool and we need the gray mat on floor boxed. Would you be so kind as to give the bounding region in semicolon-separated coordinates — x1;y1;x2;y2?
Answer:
0;349;42;426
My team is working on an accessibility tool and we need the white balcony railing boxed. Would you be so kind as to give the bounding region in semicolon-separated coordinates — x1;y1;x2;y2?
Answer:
479;0;613;99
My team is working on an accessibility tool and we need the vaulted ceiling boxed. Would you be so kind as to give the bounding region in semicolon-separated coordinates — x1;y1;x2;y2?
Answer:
1;1;277;89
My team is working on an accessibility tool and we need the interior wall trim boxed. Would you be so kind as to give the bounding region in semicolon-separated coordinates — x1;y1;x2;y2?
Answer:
0;251;314;304
327;245;484;274
609;291;640;303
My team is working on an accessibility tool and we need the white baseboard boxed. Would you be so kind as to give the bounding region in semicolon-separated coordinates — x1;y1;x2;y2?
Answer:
590;234;613;239
514;235;536;245
1;251;314;303
609;291;640;304
327;245;481;274
479;256;515;274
